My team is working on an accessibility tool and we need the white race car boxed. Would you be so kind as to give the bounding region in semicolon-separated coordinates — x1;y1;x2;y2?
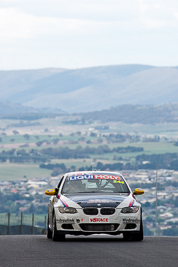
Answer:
45;171;144;241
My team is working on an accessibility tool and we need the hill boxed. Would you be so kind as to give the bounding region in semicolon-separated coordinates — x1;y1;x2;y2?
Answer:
0;64;178;113
0;102;65;119
79;104;178;124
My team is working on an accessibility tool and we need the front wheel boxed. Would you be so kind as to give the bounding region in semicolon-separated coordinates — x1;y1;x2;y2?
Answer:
123;220;143;241
47;215;52;239
52;215;65;241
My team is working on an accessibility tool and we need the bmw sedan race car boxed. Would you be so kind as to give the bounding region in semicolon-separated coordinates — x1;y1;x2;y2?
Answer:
45;171;144;241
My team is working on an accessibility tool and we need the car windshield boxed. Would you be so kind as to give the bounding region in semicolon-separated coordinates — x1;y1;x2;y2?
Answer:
62;173;130;194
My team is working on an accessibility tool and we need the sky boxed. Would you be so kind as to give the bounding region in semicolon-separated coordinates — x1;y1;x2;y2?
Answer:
0;0;178;70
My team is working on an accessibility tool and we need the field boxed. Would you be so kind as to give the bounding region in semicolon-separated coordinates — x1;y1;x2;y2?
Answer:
0;116;178;181
0;163;51;181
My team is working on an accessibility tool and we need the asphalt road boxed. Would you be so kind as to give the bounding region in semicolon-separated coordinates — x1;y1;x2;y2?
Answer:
0;235;177;267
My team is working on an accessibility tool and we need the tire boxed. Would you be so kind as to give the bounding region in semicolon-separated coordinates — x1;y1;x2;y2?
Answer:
123;232;132;241
52;215;65;242
132;219;143;241
58;234;66;241
47;215;52;239
123;220;143;242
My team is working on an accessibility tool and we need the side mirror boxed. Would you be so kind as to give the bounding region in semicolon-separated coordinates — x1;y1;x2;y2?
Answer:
133;188;144;195
45;189;56;196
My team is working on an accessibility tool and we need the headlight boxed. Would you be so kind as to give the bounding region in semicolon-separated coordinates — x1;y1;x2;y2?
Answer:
121;206;139;213
58;207;77;214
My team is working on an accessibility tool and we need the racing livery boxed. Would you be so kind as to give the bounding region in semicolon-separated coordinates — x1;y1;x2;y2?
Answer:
45;171;144;241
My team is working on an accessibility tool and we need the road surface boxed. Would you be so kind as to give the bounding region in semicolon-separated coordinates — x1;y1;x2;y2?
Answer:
0;235;177;267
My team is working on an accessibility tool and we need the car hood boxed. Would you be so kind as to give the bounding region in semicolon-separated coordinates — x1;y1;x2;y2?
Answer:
62;193;130;208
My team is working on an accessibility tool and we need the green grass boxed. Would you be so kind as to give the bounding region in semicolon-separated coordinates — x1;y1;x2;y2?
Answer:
0;134;61;144
0;134;98;146
0;163;51;181
123;142;178;155
100;141;178;155
110;122;178;137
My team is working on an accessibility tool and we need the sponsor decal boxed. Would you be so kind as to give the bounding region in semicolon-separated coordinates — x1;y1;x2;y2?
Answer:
57;218;75;224
69;174;95;181
94;174;121;180
129;198;135;207
123;218;140;223
68;174;121;181
87;199;115;203
90;218;108;223
60;197;69;207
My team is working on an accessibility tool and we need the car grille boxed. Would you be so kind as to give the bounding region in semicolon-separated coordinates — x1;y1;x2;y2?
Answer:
100;208;115;215
79;224;119;232
83;208;98;215
83;207;115;215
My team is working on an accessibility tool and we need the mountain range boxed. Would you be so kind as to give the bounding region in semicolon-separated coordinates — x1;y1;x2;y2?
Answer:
0;64;178;113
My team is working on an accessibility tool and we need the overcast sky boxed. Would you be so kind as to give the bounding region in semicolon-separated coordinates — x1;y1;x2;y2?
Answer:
0;0;178;70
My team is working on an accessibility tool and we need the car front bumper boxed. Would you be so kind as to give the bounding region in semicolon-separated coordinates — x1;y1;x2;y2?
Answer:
54;207;142;235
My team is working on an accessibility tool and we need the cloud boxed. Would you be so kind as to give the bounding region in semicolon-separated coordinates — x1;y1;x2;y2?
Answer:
138;0;178;27
1;0;178;22
0;0;140;21
1;0;178;38
174;12;178;20
0;7;104;42
1;0;176;43
0;0;178;69
0;8;33;39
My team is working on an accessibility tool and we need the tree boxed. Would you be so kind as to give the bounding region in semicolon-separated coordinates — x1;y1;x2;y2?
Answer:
13;130;19;135
24;134;30;140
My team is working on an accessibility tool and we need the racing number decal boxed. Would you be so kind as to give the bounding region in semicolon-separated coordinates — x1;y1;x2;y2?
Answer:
113;180;124;184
